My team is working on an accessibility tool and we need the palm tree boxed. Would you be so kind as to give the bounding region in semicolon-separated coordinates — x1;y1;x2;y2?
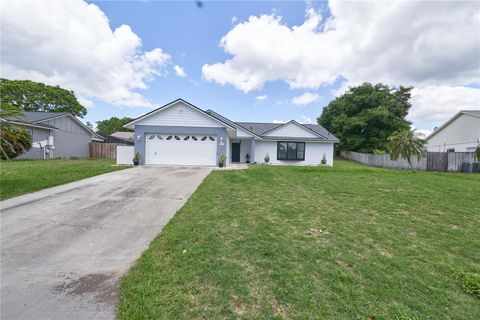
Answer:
387;129;426;170
1;104;32;159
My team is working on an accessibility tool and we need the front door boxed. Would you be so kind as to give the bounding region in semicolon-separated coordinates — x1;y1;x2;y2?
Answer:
231;143;241;162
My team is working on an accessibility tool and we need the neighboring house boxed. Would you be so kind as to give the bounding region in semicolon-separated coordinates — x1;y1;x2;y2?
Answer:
1;112;104;159
425;110;480;152
104;131;134;145
124;99;339;166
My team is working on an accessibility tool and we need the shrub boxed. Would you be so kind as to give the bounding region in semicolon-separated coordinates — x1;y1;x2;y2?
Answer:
0;127;32;159
461;273;480;297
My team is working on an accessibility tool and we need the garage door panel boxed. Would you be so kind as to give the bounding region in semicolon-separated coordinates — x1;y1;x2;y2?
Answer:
146;134;217;165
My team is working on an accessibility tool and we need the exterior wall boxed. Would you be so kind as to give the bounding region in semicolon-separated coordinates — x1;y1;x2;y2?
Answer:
236;127;254;138
18;126;52;159
41;116;92;158
134;125;227;165
264;122;318;138
133;102;224;128
254;141;334;166
229;138;253;163
116;146;134;165
426;114;480;152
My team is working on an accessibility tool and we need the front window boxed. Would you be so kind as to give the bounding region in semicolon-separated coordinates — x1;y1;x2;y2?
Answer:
277;142;305;160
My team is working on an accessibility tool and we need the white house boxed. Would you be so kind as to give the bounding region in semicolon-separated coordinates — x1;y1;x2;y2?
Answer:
123;99;339;166
425;110;480;152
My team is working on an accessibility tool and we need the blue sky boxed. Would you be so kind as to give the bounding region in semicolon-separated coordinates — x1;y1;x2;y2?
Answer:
2;0;479;135
87;1;335;126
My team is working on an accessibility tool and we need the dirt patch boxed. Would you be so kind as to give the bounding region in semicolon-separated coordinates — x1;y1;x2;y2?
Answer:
53;273;119;306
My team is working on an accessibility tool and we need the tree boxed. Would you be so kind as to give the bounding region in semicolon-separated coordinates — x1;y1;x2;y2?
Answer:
387;129;426;170
0;104;32;159
0;78;87;118
96;117;133;136
318;83;412;152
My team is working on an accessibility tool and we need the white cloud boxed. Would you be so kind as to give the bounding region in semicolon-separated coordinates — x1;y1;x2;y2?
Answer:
272;119;286;124
1;0;171;108
292;92;320;106
298;116;314;124
408;85;480;125
255;94;267;101
202;1;479;126
231;16;238;24
203;2;479;92
173;65;187;77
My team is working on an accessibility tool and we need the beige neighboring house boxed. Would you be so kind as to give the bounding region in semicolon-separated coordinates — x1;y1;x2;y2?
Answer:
425;110;480;152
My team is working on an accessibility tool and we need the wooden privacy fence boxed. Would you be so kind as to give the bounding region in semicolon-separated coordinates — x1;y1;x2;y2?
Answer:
340;151;478;172
89;143;121;159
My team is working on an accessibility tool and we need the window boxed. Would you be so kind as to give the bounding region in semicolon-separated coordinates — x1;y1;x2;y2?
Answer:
184;136;190;140
156;135;163;140
166;135;173;140
192;136;198;141
148;135;155;140
174;135;180;140
209;136;215;141
277;142;305;160
201;136;207;141
447;148;455;153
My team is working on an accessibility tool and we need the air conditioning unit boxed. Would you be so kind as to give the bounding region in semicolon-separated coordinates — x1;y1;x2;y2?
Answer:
462;162;480;173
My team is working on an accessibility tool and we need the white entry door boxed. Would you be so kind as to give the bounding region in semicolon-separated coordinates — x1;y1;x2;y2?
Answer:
145;134;217;165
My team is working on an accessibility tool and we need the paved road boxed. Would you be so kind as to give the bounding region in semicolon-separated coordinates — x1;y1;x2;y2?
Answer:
0;166;213;320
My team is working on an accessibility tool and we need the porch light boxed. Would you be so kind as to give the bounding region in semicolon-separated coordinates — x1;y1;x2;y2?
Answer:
137;135;142;141
219;137;224;146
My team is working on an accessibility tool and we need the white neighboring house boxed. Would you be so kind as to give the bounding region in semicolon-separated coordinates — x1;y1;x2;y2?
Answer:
123;99;339;166
425;110;480;152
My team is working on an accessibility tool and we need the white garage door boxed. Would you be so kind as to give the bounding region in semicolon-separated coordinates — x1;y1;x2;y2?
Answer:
145;134;217;165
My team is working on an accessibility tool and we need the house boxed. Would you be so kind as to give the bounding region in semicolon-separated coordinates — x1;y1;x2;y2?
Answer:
425;110;480;152
123;99;339;166
104;131;134;145
1;111;104;159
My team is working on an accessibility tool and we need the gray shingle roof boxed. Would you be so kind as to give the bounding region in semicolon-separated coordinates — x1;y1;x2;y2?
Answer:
4;111;70;123
236;121;339;142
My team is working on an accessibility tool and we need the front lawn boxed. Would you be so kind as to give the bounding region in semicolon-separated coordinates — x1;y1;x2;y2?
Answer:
118;160;479;319
0;158;128;200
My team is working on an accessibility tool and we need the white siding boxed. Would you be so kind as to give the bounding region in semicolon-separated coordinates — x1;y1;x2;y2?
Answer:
254;141;334;166
134;101;224;128
236;127;254;138
426;114;480;152
264;122;318;138
117;146;134;165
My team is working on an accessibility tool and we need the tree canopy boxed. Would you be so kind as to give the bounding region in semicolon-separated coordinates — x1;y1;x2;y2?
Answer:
0;78;87;118
96;117;134;136
318;83;412;153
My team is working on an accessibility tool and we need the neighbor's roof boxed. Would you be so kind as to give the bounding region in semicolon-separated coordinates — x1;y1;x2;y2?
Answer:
4;111;71;124
110;131;134;140
3;111;104;141
425;110;480;141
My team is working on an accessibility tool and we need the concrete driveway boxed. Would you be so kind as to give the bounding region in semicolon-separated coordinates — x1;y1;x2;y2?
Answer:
0;166;213;320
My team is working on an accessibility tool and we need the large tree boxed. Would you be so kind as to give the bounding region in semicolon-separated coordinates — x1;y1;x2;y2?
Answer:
0;104;32;159
0;78;87;118
318;83;412;152
96;117;133;136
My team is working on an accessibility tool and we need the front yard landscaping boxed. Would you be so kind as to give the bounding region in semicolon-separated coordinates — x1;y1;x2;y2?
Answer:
0;158;127;200
118;159;479;319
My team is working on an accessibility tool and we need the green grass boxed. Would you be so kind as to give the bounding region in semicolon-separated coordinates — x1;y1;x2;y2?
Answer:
118;160;480;319
0;158;128;200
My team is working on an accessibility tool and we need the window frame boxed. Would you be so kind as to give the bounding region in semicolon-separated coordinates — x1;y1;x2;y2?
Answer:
277;141;306;161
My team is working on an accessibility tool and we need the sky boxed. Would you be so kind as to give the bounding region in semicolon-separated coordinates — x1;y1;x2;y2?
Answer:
1;0;479;136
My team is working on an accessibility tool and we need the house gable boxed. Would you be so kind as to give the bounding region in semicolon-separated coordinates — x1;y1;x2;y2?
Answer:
126;100;230;129
263;121;319;138
236;127;255;138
